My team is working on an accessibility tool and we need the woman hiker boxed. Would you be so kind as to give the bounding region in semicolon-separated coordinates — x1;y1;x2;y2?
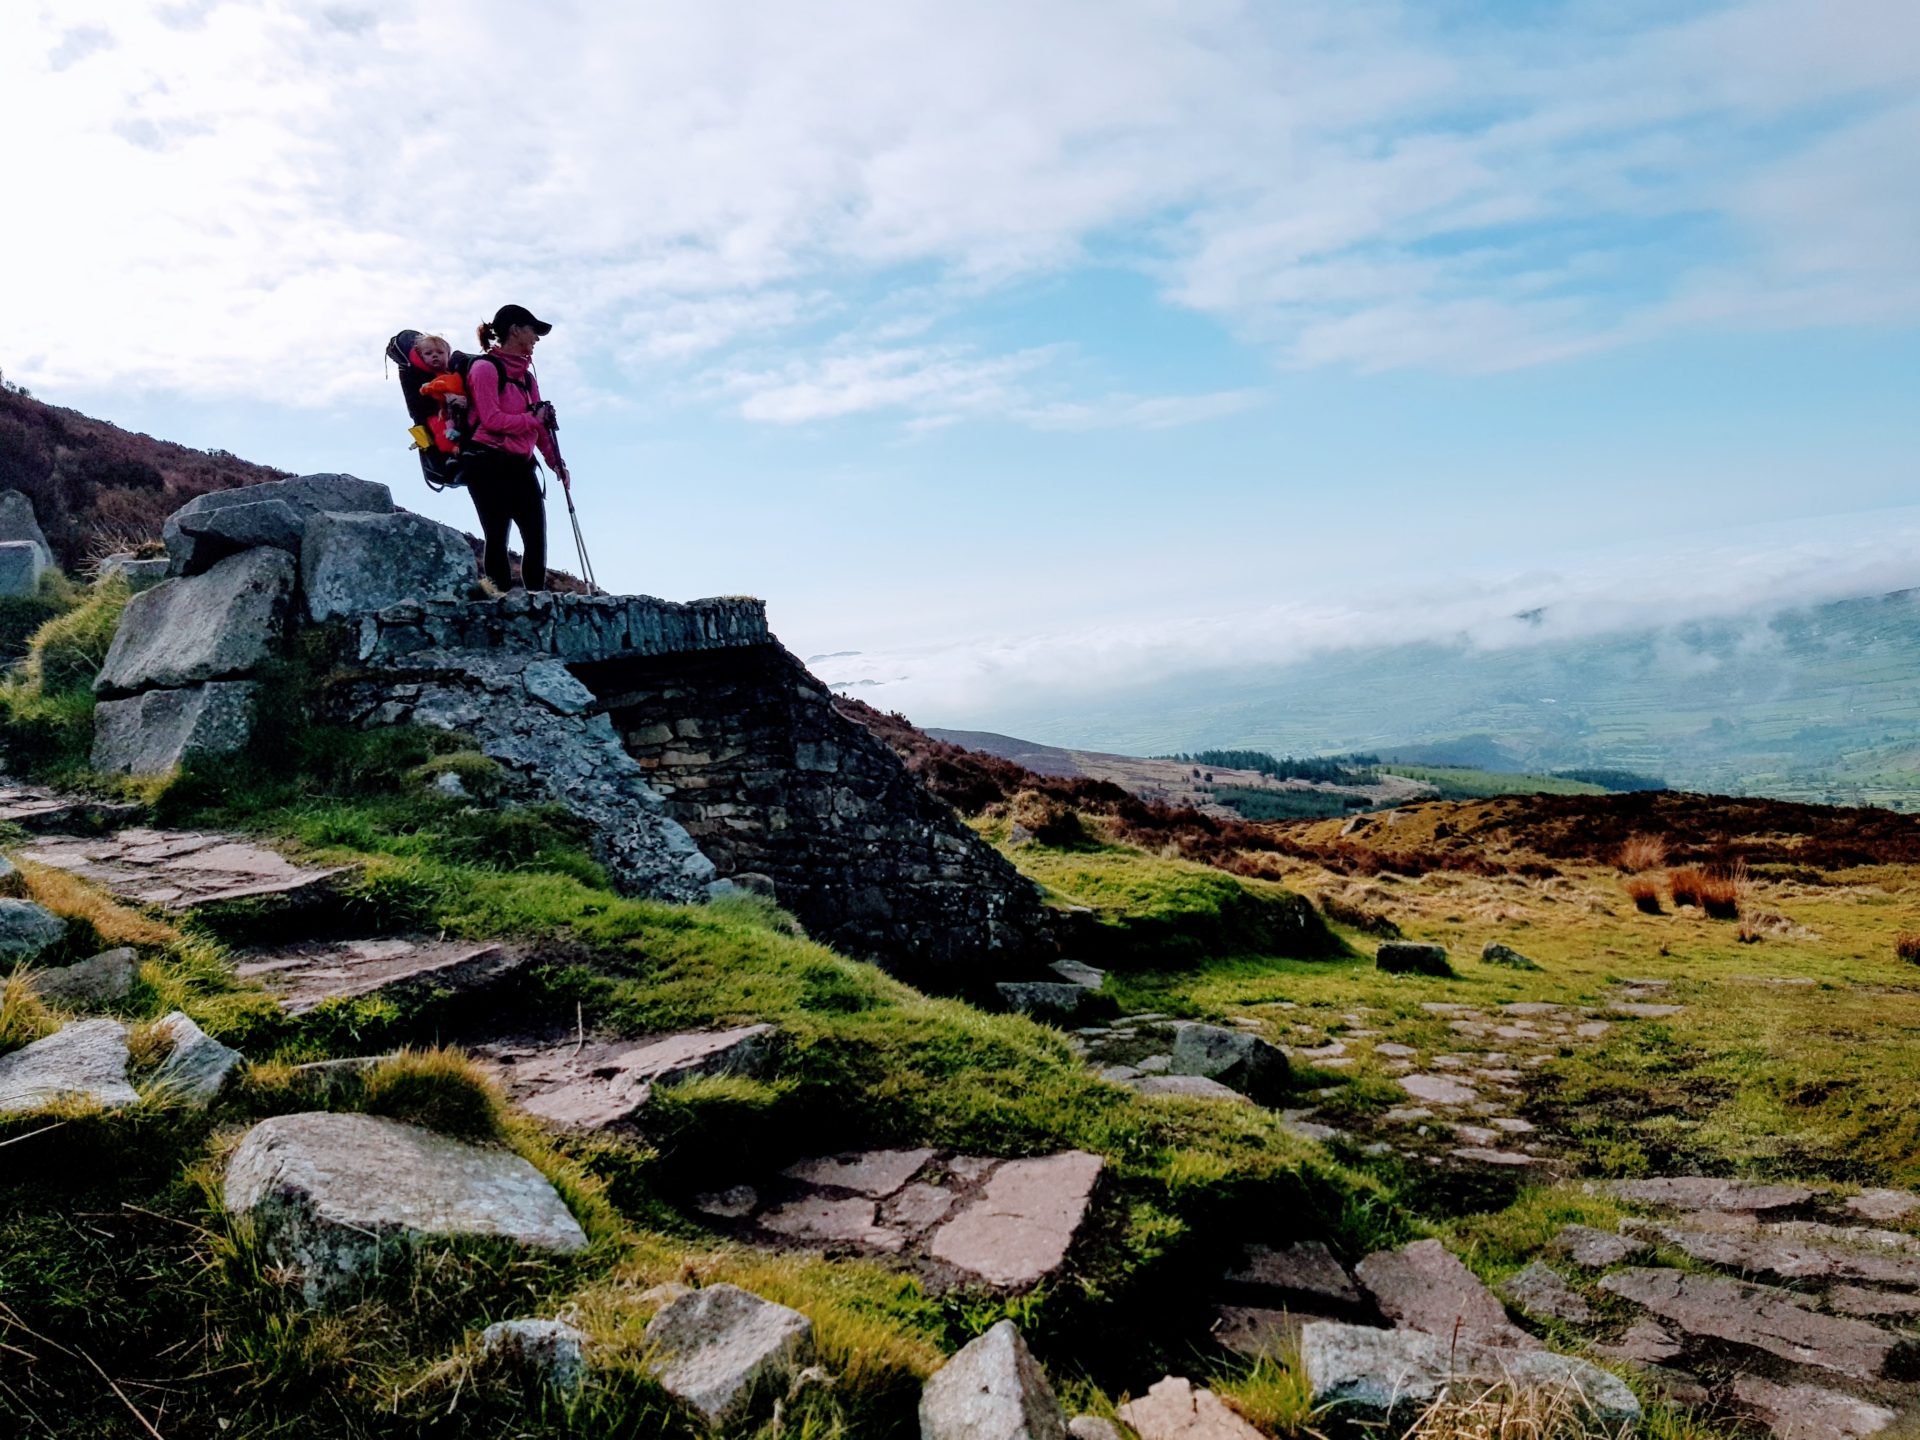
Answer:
465;303;567;591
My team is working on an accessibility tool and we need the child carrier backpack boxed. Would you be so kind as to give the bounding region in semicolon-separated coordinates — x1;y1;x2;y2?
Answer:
385;331;538;491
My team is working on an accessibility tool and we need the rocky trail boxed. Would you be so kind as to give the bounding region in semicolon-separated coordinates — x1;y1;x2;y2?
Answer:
7;773;1920;1436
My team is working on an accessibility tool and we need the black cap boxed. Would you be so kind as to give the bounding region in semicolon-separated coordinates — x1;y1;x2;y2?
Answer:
492;303;552;336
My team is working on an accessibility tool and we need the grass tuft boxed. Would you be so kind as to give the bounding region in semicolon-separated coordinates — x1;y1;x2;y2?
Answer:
1623;876;1663;915
357;1047;507;1143
1616;832;1667;873
0;967;58;1056
1896;932;1920;964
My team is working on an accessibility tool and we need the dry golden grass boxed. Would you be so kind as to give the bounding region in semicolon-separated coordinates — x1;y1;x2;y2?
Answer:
1403;1378;1637;1439
1623;876;1663;914
1616;832;1667;873
0;968;57;1054
15;859;180;949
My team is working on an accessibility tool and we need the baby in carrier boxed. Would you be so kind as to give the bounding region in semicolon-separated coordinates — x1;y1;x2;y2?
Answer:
387;329;470;487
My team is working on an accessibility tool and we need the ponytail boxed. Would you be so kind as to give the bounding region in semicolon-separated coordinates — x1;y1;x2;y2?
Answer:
476;321;499;350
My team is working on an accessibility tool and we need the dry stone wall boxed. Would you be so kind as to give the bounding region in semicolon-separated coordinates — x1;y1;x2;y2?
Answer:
583;643;1058;980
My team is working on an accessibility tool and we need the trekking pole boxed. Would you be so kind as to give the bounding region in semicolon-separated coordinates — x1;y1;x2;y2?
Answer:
541;410;599;594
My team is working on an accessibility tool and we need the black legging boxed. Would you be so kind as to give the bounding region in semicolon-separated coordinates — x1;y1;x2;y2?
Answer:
464;449;546;591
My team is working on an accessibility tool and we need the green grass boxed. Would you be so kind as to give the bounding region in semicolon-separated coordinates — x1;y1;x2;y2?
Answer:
1381;764;1609;800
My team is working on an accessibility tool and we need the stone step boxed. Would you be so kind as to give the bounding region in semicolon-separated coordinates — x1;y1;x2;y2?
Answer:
0;782;144;833
17;829;348;910
235;936;528;1015
475;1024;775;1130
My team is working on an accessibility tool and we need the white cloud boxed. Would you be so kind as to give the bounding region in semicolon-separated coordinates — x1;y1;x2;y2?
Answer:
1;0;1915;403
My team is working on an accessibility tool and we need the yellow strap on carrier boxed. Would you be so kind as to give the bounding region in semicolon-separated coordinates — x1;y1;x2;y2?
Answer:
407;424;432;450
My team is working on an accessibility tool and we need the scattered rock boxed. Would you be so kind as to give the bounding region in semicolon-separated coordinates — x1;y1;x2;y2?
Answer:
1604;1176;1815;1215
150;1010;241;1104
1374;1042;1417;1058
1829;1285;1920;1319
929;1151;1102;1288
1049;960;1106;990
0;898;65;963
1552;1224;1649;1269
481;1318;588;1398
483;1024;775;1132
1598;1268;1917;1380
301;510;476;622
1847;1189;1920;1222
238;937;527;1017
1597;1319;1685;1366
1117;1376;1263;1440
886;1183;958;1231
759;1194;904;1252
27;946;136;1005
1222;1240;1362;1310
1633;1221;1920;1288
784;1148;934;1197
1068;1419;1122;1440
1732;1375;1898;1439
96;547;294;696
0;541;46;596
997;981;1092;1021
694;1186;759;1219
1450;1147;1541;1167
92;680;260;775
0;490;54;567
1398;1073;1477;1106
1167;1022;1289;1101
222;1112;587;1306
1498;1261;1592;1323
1375;942;1453;977
1610;1001;1684;1018
1299;1322;1639;1429
98;554;171;587
919;1320;1068;1440
1130;1074;1250;1103
1355;1240;1539;1349
1481;942;1541;970
0;1018;139;1114
642;1283;814;1428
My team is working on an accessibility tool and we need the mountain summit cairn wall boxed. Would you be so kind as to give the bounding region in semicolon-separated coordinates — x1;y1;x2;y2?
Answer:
91;477;1055;979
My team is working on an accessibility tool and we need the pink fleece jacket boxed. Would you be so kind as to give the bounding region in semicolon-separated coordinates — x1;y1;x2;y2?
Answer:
467;349;561;466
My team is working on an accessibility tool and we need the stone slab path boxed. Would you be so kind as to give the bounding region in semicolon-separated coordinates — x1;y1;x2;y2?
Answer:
0;781;143;832
473;1024;775;1131
694;1147;1103;1291
234;937;528;1015
17;829;348;909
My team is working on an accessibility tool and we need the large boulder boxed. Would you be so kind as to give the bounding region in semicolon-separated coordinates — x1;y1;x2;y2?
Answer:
95;548;294;696
920;1321;1069;1440
223;1111;587;1306
1299;1322;1639;1429
0;1018;139;1114
1376;942;1454;977
0;490;53;566
642;1283;814;1428
301;510;477;622
1168;1022;1289;1102
0;541;46;597
91;680;258;775
163;474;393;575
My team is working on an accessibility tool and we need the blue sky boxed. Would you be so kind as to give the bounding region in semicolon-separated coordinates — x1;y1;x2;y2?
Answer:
5;1;1917;733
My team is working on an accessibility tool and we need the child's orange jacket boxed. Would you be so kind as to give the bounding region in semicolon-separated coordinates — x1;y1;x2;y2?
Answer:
419;371;467;454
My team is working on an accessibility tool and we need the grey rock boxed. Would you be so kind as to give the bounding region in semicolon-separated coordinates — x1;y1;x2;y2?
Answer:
919;1320;1068;1440
1498;1261;1592;1323
521;658;597;714
1167;1022;1289;1102
98;554;171;588
1116;1376;1267;1440
785;1148;933;1197
18;828;347;911
1633;1220;1920;1288
1223;1240;1362;1309
480;1318;588;1398
1830;1284;1920;1319
0;1018;139;1114
1481;942;1542;970
1299;1321;1640;1428
1375;942;1453;977
929;1151;1103;1289
1398;1073;1478;1106
150;1010;241;1104
643;1283;814;1428
1552;1223;1649;1269
0;898;65;962
484;1024;774;1132
223;1112;587;1306
237;937;525;1017
0;490;53;566
1599;1267;1916;1380
301;510;476;622
0;541;45;596
997;981;1091;1021
96;548;294;695
1732;1375;1897;1439
1067;1419;1122;1440
1129;1074;1250;1103
164;474;393;575
1847;1189;1920;1222
29;946;137;1005
1049;960;1106;990
1355;1240;1539;1349
92;680;259;775
1604;1175;1814;1214
1597;1318;1684;1365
